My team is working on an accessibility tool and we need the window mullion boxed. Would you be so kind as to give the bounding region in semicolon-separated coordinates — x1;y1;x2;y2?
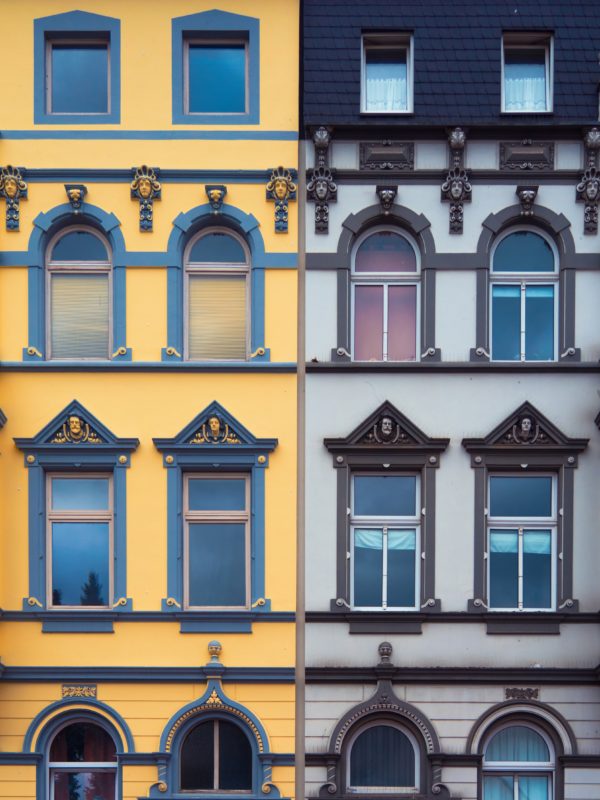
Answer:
520;283;526;361
382;284;389;361
382;526;388;609
518;527;524;610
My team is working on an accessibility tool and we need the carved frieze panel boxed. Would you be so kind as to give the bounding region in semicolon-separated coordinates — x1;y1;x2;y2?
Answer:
359;141;414;171
499;140;555;171
505;687;539;701
62;684;98;699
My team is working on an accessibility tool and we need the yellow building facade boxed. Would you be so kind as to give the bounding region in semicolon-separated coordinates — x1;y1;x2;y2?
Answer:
0;2;298;799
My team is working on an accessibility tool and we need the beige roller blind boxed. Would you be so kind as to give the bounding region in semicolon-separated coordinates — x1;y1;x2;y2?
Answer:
50;273;110;359
188;274;247;360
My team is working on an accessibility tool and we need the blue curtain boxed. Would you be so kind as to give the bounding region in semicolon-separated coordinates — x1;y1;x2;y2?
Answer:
486;726;550;762
350;725;415;787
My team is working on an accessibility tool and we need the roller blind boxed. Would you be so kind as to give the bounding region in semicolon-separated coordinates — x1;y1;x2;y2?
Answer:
188;274;247;360
50;273;109;359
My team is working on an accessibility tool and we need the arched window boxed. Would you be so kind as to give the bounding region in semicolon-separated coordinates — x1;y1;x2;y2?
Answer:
184;228;249;360
46;227;112;360
180;718;253;792
483;723;554;800
48;720;117;800
490;229;557;362
347;722;418;792
351;228;419;361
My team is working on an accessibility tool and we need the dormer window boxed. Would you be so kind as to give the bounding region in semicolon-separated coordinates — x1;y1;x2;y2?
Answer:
361;34;413;113
502;33;553;112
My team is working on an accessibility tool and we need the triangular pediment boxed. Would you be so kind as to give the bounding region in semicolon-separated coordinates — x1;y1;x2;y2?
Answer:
14;401;138;451
324;402;449;452
153;401;277;452
463;402;588;451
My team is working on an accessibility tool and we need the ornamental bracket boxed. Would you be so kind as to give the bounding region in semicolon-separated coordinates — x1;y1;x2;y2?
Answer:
441;127;471;233
576;128;600;234
0;166;27;230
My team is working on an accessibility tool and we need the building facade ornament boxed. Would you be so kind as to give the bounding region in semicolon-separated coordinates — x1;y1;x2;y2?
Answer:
499;139;555;171
505;688;539;701
359;140;414;171
442;128;471;233
205;183;227;213
0;165;27;230
51;415;103;444
130;165;161;231
307;128;336;233
64;183;87;212
516;185;538;216
266;166;297;233
576;128;600;234
375;184;398;214
188;415;241;444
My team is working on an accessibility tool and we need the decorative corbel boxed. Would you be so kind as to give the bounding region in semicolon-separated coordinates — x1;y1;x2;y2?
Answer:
307;127;337;233
266;166;297;233
205;184;227;214
576;128;600;234
375;184;398;214
130;166;161;231
441;127;471;234
0;165;27;230
516;185;538;217
65;184;87;213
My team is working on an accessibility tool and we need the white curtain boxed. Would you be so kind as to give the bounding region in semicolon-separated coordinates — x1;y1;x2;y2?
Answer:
366;63;407;111
504;64;546;111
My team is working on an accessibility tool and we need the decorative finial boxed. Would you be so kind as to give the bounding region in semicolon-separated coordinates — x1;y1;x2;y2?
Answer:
378;641;393;664
131;166;161;231
0;165;27;230
208;640;222;663
65;184;87;213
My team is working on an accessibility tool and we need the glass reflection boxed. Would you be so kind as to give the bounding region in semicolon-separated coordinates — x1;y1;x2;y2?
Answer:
355;232;416;273
52;522;109;606
51;231;108;262
188;478;246;511
51;45;108;114
52;478;109;511
493;232;554;273
489;476;552;518
189;232;246;263
354;475;416;517
188;45;246;113
188;523;246;606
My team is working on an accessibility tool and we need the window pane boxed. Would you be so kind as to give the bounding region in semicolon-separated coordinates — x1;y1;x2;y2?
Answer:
53;771;115;800
52;523;109;606
354;476;416;517
388;285;416;360
354;285;383;360
486;725;550;762
355;232;416;273
492;285;520;360
50;723;116;762
519;776;550;800
387;530;416;607
188;478;246;511
489;530;518;609
51;231;108;262
353;529;383;607
483;775;514;800
365;50;408;112
51;274;109;359
489;477;552;518
504;52;547;111
188;275;246;360
188;523;246;606
350;725;415;787
523;530;552;609
188;44;246;113
181;721;214;790
525;285;554;360
51;45;108;114
189;232;246;263
52;478;109;511
493;232;554;273
219;721;252;790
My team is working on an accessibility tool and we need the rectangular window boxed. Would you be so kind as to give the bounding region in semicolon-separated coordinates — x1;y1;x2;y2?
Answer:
488;475;555;611
187;275;247;360
491;284;555;361
46;38;110;115
361;34;413;113
353;283;417;361
49;273;111;360
184;475;250;609
184;38;248;115
351;474;419;610
502;34;553;112
48;474;112;608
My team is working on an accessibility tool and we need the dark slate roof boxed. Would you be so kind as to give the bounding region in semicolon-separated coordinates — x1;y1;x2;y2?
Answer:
302;0;600;129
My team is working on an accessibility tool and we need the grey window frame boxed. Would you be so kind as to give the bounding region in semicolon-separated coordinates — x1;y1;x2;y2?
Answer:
346;720;420;793
361;33;414;115
501;32;553;114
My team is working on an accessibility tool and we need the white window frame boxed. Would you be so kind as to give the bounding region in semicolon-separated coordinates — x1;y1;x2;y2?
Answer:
350;472;420;611
48;718;118;800
501;33;553;114
351;227;421;362
46;472;114;610
184;228;250;362
183;473;251;610
183;37;249;116
361;33;414;114
489;227;558;363
45;37;111;116
486;473;557;612
346;720;420;794
46;226;113;361
483;722;554;800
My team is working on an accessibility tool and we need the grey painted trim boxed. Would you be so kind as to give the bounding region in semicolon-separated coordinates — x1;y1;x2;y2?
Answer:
486;619;559;634
317;171;584;185
306;611;599;625
472;468;486;606
305;666;600;684
0;666;295;683
307;362;600;373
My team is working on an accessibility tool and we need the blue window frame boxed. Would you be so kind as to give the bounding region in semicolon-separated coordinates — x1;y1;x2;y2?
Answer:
34;10;121;124
172;10;260;125
490;230;557;362
14;401;139;632
153;402;277;631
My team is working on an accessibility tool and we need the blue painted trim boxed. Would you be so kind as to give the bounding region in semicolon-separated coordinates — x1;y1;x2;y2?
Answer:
0;361;297;372
2;250;298;268
16;168;297;184
15;400;138;612
179;620;252;633
25;202;128;359
154;402;276;612
42;618;114;633
172;10;259;125
0;130;297;140
0;408;6;428
0;666;295;683
164;202;269;360
0;753;43;764
34;11;121;125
